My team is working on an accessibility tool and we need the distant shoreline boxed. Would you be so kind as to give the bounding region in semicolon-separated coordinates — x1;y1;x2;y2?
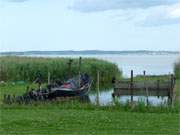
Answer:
0;50;179;56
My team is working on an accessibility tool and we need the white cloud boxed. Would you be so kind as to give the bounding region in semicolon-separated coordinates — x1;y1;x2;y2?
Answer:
138;4;180;26
70;0;180;26
71;0;180;12
3;0;180;26
169;7;180;18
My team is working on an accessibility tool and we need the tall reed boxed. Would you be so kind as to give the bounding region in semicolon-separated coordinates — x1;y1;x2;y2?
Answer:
0;56;122;87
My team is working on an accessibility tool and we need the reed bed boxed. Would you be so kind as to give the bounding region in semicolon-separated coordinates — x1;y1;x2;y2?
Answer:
0;56;122;86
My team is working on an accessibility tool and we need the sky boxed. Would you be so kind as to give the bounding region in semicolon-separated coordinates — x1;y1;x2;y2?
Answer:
0;0;180;52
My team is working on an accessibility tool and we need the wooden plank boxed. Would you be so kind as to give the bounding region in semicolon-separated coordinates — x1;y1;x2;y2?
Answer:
115;81;171;90
114;88;169;96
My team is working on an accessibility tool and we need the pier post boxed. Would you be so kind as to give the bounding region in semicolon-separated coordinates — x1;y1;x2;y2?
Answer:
157;80;160;98
96;70;100;106
144;70;149;106
67;59;73;79
130;70;134;103
78;57;82;87
170;74;174;105
48;72;51;85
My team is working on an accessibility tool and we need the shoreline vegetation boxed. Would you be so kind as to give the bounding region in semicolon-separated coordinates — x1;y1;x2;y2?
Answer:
0;56;180;135
0;56;122;88
0;79;179;134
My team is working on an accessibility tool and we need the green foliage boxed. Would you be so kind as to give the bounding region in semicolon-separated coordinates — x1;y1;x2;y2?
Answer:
0;56;122;87
174;60;180;79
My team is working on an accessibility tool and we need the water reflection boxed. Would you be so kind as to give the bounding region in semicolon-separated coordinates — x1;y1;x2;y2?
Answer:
89;89;168;106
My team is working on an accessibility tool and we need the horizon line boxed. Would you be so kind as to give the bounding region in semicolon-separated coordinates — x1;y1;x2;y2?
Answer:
0;50;180;53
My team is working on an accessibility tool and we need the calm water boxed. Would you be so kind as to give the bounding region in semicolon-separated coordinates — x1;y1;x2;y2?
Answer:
28;54;179;77
28;54;179;105
89;90;169;106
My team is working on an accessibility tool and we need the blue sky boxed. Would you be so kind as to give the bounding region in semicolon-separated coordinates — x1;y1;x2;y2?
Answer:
0;0;180;52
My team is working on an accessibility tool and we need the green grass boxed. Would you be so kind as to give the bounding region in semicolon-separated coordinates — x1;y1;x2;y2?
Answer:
0;82;180;135
0;57;180;134
0;56;122;88
0;106;179;135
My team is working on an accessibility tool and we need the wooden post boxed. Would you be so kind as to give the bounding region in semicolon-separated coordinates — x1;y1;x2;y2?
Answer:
96;71;100;106
157;80;160;98
130;70;134;103
48;72;51;85
67;59;73;79
78;57;82;88
144;70;149;105
170;74;174;105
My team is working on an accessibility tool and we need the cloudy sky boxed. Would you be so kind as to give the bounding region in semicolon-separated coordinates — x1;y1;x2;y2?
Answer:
0;0;180;52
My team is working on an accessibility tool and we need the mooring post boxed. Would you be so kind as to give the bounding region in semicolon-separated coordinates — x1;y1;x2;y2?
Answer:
48;71;51;85
170;74;174;105
96;70;100;106
130;70;134;103
157;80;160;98
67;59;73;79
78;57;82;88
144;70;149;105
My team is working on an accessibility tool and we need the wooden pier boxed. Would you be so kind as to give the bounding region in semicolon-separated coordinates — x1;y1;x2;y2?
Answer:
113;70;176;104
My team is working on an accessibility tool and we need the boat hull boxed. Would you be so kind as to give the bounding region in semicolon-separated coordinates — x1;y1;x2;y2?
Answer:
48;87;89;99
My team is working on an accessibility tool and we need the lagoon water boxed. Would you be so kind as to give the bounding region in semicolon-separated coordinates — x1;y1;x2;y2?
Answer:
30;54;179;77
29;54;179;105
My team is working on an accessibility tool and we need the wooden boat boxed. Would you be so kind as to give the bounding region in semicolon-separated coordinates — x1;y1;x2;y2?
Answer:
3;74;92;104
47;74;92;99
48;83;91;99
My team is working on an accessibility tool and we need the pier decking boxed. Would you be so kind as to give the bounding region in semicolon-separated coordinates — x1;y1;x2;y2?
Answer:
113;70;176;104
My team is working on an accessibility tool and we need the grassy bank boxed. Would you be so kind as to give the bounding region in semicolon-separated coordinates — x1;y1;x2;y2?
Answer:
0;56;122;87
1;57;180;135
0;106;179;135
0;81;180;134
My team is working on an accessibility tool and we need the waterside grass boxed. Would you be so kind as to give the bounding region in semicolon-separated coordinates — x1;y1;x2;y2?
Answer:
0;80;180;135
0;56;122;87
0;82;180;113
0;57;180;135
